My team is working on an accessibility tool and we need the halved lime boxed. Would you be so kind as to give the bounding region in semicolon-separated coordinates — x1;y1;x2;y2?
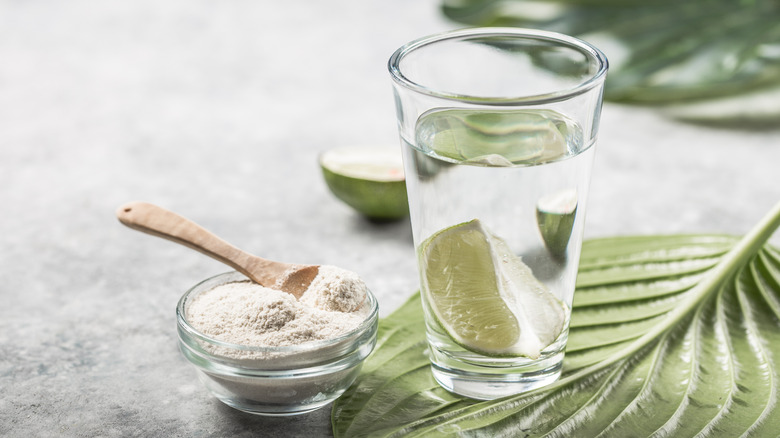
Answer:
420;219;567;359
320;146;409;221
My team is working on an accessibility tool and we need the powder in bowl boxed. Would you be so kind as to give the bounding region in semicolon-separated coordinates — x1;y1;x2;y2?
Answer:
177;271;379;416
187;280;367;351
300;264;368;312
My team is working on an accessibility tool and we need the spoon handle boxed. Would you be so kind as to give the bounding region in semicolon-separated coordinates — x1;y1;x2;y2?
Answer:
116;201;279;285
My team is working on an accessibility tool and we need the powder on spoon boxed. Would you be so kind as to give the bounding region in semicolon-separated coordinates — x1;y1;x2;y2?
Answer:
300;265;367;313
186;265;369;349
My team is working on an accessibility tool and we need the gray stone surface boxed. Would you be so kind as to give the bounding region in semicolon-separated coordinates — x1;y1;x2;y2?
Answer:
1;0;778;437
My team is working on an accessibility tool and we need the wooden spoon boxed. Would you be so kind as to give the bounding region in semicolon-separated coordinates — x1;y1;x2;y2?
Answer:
116;201;319;299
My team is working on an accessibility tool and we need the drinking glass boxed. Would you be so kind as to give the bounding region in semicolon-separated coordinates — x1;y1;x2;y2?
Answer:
388;28;608;399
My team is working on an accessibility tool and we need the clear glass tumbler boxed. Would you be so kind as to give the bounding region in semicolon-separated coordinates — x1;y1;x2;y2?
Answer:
388;28;608;399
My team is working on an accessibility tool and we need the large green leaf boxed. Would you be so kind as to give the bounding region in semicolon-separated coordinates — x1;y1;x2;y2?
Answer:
438;0;780;125
332;202;780;437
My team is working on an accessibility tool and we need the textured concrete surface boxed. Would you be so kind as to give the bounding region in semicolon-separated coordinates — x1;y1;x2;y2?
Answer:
1;0;778;437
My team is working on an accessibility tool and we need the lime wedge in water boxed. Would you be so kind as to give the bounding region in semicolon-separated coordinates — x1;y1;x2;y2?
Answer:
420;219;567;358
320;146;409;221
537;189;578;258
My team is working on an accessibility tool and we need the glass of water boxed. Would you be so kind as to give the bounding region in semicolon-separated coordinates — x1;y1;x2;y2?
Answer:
388;28;608;400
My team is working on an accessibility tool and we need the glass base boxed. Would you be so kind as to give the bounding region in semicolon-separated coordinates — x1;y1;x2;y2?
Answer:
217;395;329;416
430;351;564;400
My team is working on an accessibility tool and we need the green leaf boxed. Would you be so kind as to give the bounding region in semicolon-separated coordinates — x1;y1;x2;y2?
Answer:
332;201;780;437
438;0;780;125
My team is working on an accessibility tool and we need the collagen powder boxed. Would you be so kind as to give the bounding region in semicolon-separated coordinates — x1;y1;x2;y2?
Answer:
186;265;369;350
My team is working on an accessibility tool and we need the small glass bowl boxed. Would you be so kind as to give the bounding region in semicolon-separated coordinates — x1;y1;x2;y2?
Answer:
176;271;379;416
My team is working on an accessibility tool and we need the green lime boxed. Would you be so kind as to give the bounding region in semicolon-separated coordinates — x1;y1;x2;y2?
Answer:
536;189;578;258
320;146;409;221
420;219;567;359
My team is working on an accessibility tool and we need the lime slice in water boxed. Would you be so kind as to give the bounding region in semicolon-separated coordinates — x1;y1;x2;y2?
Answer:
320;146;409;221
418;109;571;166
420;219;567;358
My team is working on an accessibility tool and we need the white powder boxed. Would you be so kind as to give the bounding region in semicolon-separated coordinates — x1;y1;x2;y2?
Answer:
186;266;369;349
300;265;367;312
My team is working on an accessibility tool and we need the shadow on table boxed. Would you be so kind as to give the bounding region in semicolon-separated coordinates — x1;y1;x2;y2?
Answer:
348;214;414;247
213;400;334;437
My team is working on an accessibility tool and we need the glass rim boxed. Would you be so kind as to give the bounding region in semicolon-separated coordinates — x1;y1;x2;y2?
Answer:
388;27;609;105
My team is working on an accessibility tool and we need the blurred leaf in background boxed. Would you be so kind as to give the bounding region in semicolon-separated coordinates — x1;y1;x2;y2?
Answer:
441;0;780;127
